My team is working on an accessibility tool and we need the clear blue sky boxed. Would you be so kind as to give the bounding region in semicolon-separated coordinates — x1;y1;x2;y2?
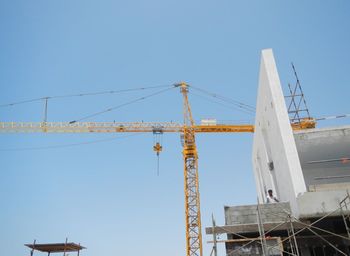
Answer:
0;1;349;256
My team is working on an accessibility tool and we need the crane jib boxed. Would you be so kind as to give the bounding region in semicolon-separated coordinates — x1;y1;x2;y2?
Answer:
0;122;255;133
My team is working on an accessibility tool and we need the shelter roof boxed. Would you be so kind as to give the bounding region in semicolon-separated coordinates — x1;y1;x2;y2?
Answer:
25;243;85;253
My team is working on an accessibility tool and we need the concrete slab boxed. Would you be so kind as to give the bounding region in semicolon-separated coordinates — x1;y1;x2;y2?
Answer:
297;190;350;218
205;222;306;235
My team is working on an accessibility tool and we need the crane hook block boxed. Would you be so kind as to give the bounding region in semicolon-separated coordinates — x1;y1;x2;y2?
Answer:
153;142;163;155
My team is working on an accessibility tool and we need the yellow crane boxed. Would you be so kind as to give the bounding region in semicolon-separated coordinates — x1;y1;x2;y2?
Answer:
0;82;315;256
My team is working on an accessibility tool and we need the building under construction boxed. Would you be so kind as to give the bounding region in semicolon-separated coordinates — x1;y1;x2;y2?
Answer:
206;49;350;256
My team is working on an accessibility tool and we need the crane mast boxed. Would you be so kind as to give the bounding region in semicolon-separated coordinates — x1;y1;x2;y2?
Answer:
179;82;202;256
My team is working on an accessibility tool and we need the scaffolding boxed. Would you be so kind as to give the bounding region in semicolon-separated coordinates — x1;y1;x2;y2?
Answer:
340;190;350;239
285;63;312;128
207;194;350;256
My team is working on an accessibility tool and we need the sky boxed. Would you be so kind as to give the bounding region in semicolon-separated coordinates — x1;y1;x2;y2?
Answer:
0;1;349;256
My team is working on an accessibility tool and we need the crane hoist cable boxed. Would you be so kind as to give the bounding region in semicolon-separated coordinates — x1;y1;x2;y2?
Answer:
153;128;163;176
190;91;255;116
189;85;256;113
0;84;172;108
69;85;176;123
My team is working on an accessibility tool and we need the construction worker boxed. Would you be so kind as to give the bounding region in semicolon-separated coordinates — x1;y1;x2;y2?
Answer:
266;189;279;203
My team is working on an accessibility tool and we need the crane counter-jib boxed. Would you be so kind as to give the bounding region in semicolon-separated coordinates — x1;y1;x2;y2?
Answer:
0;122;255;133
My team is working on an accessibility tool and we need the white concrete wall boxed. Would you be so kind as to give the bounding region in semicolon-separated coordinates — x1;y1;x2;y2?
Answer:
252;49;307;216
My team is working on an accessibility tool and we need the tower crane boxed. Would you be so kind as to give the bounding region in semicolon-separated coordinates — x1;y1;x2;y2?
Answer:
0;82;316;256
